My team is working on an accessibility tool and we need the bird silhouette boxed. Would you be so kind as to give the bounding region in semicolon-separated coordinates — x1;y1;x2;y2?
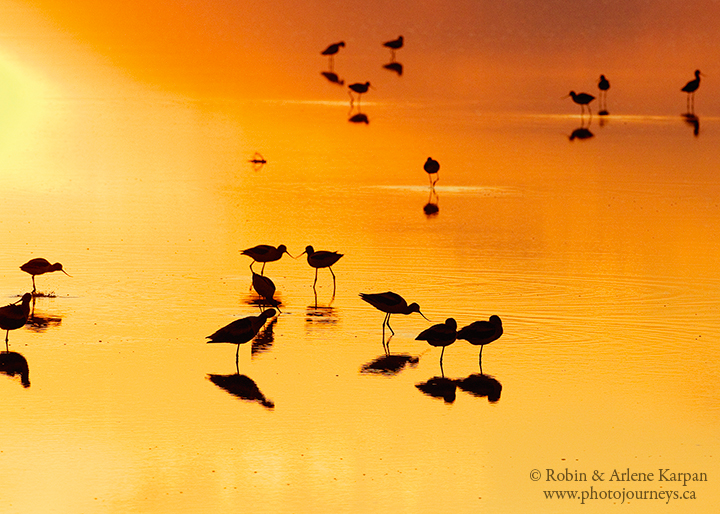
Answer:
251;272;280;311
241;244;292;275
299;246;343;295
424;157;440;187
207;309;276;366
598;75;610;114
0;351;30;387
682;69;703;114
383;36;403;62
207;373;274;409
20;258;70;295
321;41;345;71
0;293;32;350
456;315;503;373
416;318;457;374
565;91;595;116
348;82;371;108
359;291;429;352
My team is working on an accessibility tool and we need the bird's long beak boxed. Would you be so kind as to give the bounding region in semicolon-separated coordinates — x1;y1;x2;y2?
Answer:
293;251;306;260
418;311;431;322
62;270;72;277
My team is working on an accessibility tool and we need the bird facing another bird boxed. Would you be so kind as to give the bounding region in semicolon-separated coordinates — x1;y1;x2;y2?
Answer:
241;244;292;275
359;291;429;351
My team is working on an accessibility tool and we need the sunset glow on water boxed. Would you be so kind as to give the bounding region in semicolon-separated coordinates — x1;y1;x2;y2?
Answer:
0;1;719;512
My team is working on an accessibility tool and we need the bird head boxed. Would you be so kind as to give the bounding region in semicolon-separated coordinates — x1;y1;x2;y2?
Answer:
52;263;71;276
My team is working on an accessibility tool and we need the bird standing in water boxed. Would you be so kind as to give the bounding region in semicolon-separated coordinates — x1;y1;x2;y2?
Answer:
424;157;440;187
416;318;457;373
597;75;610;114
252;272;280;311
383;36;403;62
565;91;595;116
20;258;70;294
321;41;345;71
207;309;277;366
241;244;292;275
0;293;32;350
348;82;371;108
681;69;703;114
457;315;503;374
359;291;429;351
299;246;343;294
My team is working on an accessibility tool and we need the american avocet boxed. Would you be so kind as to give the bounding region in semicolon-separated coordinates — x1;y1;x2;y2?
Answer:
457;315;503;373
359;291;429;350
0;293;32;350
20;258;70;294
299;246;343;294
416;318;457;372
207;309;276;366
241;245;292;275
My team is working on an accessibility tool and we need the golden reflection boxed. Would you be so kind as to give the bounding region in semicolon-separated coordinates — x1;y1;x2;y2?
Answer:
416;376;457;403
207;373;275;409
26;297;63;333
456;373;502;402
423;187;439;216
0;351;30;388
360;353;419;375
250;272;282;312
206;309;277;367
682;113;700;137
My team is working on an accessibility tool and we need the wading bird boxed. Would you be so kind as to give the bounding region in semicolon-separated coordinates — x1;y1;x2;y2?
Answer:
383;36;403;62
0;293;32;350
456;315;503;374
241;244;292;275
252;272;280;311
321;41;345;71
348;82;371;108
681;69;703;114
416;318;457;373
565;91;595;116
424;157;440;187
299;245;343;294
207;309;276;366
20;258;70;294
598;75;610;114
359;291;429;351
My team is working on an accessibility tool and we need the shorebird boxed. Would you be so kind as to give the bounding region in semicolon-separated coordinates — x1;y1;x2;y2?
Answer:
241;244;292;275
359;291;429;350
207;309;276;366
457;315;503;373
20;258;70;294
321;41;345;71
424;157;440;187
0;293;32;350
299;245;343;293
348;82;371;107
252;272;280;311
416;318;457;371
565;91;595;116
383;36;403;62
598;75;610;114
682;69;703;113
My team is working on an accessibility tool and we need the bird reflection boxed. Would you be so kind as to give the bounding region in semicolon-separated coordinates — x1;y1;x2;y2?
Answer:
348;113;369;124
361;353;419;375
248;152;267;171
383;62;403;76
26;296;62;333
416;376;457;403
456;373;502;403
682;113;700;137
251;316;277;356
250;272;281;312
0;351;30;388
321;71;344;86
0;293;32;350
423;188;439;217
569;126;594;141
207;373;275;409
305;303;337;325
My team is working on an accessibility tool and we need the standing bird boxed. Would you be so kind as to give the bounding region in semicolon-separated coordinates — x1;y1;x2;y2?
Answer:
252;272;280;311
597;75;610;114
423;157;440;187
456;315;503;374
241;244;292;275
0;293;32;350
207;309;276;367
348;82;371;108
321;41;345;71
383;36;403;62
20;258;70;294
359;292;430;351
415;318;457;373
681;69;703;114
565;91;595;116
299;245;343;294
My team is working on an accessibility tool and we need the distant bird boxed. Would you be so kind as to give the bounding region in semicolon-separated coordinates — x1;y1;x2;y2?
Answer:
383;36;403;62
20;258;70;294
457;315;503;373
359;291;430;349
207;309;276;365
321;41;345;71
681;69;703;113
598;75;610;114
241;244;292;275
565;91;595;116
299;245;343;293
348;82;371;107
252;272;280;311
424;157;440;187
416;318;457;371
0;293;32;350
248;152;267;170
